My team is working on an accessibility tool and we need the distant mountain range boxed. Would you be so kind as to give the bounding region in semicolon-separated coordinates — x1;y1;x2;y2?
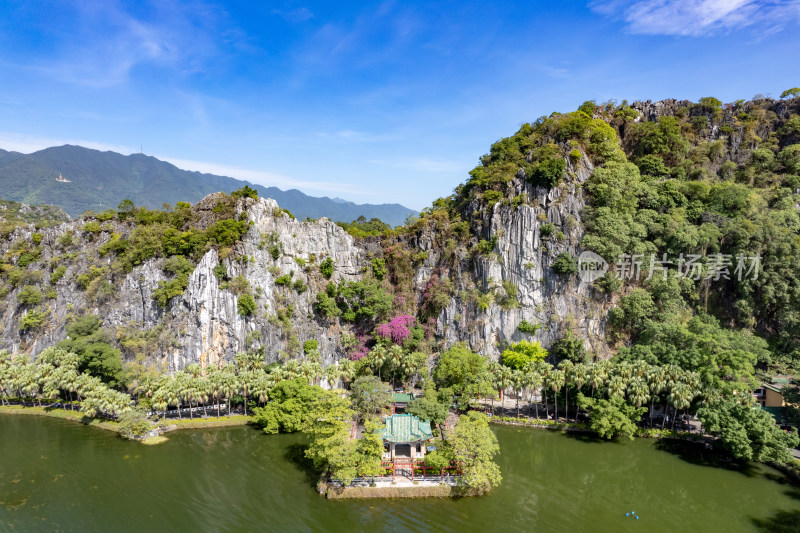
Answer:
0;145;416;225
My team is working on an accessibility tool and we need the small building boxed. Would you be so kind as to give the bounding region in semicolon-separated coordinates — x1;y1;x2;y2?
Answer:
380;414;433;460
754;382;786;408
391;392;414;414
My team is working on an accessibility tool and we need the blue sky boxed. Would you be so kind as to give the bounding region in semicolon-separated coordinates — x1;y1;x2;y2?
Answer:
1;1;799;211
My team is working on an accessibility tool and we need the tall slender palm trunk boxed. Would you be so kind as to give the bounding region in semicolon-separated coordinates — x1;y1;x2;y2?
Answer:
544;389;549;419
553;391;558;422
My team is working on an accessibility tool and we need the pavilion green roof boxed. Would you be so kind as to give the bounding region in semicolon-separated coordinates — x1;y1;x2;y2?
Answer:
392;392;414;404
380;414;433;443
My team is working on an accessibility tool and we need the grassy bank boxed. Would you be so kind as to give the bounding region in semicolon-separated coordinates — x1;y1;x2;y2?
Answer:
161;416;253;431
0;404;254;441
0;404;120;432
490;415;702;441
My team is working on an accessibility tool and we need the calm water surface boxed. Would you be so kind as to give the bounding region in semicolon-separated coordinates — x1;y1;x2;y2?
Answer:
1;414;799;532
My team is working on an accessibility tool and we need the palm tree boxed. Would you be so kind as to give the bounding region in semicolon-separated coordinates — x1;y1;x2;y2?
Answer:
251;371;273;406
165;379;183;419
587;362;606;399
398;352;415;388
537;361;553;418
523;363;543;419
496;366;513;415
370;345;387;381
511;369;525;418
239;370;253;416
570;364;588;420
627;376;650;412
298;360;315;385
220;367;237;416
387;345;404;388
207;366;225;418
607;375;625;401
283;359;301;381
668;381;696;430
324;364;341;389
338;359;356;390
646;366;666;427
558;360;574;421
547;369;565;421
616;362;633;383
488;362;501;415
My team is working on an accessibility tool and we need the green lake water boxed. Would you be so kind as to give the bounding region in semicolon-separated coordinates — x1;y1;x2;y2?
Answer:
1;414;799;532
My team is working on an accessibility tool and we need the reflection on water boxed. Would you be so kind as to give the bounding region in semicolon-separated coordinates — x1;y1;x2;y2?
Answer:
1;415;799;532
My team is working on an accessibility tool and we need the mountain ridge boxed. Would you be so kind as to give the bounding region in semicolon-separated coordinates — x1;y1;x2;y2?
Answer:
0;145;416;225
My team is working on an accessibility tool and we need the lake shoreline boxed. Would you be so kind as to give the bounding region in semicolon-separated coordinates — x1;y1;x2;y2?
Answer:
0;404;253;441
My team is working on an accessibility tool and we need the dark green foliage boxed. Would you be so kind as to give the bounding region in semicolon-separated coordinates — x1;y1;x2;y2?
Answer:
698;399;799;463
433;343;493;404
550;328;587;363
578;394;647;440
475;236;498;255
350;376;391;421
212;262;228;281
517;320;541;334
292;279;307;294
207;219;248;247
19;308;48;331
450;411;501;493
525;157;566;188
153;255;195;307
260;232;282;259
337;216;392;238
275;274;292;286
153;275;189;307
231;185;258;199
252;378;325;434
629;116;689;166
501;340;547;370
781;87;800;99
117;409;152;439
17;248;41;268
319;257;334;279
17;286;42;306
406;385;451;426
552;252;578;275
303;340;318;354
237;294;256;316
371;258;387;280
57;315;123;387
163;255;195;277
50;265;66;284
314;290;341;319
315;279;392;324
539;223;555;237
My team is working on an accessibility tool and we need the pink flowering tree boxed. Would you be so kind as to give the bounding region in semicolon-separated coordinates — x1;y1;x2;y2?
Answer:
347;335;370;361
375;315;415;346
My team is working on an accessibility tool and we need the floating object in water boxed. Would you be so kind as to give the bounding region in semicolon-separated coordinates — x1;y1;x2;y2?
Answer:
635;516;639;520
626;513;630;517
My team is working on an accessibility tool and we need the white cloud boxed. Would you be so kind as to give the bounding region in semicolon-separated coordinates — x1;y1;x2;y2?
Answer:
590;0;800;36
23;1;228;88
